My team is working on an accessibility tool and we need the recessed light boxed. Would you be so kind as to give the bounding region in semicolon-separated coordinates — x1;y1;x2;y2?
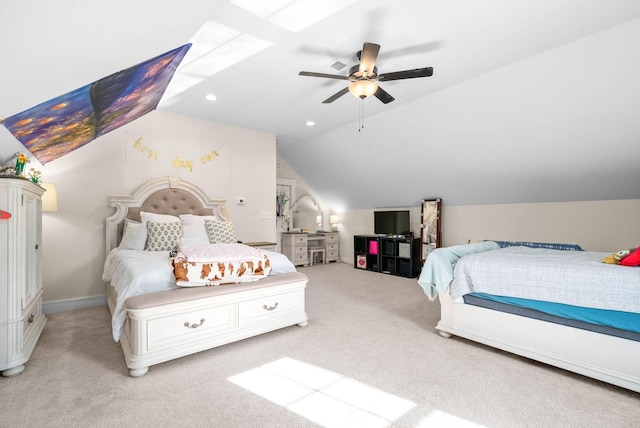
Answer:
306;121;315;126
205;93;217;101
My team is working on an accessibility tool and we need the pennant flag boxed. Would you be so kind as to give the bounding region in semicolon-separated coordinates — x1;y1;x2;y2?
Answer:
2;44;191;164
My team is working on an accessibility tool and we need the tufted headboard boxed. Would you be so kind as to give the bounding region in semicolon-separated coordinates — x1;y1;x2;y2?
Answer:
105;176;228;253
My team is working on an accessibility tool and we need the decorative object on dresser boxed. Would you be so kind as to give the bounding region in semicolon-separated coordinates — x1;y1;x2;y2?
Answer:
104;176;308;377
420;198;441;261
354;235;420;278
0;178;47;377
330;215;339;231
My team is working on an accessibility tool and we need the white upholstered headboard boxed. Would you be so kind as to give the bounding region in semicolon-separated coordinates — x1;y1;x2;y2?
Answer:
105;176;228;253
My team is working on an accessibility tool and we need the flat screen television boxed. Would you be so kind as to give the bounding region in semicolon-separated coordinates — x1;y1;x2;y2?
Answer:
374;210;410;236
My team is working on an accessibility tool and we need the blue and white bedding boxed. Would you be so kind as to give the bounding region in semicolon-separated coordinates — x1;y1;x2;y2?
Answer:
418;242;640;335
102;247;297;342
417;241;500;300
450;246;640;314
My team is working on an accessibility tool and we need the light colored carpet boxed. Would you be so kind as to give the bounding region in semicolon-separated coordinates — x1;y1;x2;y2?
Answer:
1;262;638;427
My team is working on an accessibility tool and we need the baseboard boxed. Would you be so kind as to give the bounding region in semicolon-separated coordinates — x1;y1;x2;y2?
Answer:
42;295;107;315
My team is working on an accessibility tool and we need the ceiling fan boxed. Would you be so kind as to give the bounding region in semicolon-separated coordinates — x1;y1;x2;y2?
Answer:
299;42;434;104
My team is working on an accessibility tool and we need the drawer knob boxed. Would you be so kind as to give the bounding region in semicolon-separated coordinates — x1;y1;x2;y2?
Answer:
27;314;35;323
184;318;205;329
263;302;278;311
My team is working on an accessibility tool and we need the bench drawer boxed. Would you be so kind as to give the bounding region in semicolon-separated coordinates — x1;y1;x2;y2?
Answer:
146;304;236;351
239;290;304;327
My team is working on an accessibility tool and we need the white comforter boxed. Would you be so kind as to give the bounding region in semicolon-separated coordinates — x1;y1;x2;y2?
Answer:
450;246;640;313
102;248;297;342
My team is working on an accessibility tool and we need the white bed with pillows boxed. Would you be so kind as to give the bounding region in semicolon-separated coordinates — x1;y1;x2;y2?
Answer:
102;177;308;377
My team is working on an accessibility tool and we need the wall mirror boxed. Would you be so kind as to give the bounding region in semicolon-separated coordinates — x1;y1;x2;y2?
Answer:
291;195;323;232
420;198;441;260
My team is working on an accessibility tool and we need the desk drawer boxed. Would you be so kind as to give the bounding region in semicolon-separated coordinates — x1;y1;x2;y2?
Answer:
283;234;307;245
326;243;338;252
293;251;308;264
325;234;338;244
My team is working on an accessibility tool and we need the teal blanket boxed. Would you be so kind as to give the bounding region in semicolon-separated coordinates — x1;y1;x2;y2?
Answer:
417;241;500;301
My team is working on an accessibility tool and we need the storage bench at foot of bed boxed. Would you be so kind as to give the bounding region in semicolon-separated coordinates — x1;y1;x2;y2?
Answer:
119;272;308;377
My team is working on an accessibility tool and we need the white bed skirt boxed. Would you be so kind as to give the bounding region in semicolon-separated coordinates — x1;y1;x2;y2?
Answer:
437;291;640;393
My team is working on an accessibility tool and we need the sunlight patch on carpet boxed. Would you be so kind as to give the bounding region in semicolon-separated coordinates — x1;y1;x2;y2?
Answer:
228;357;415;427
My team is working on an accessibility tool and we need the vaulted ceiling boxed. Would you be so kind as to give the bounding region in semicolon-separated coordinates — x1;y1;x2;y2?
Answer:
2;1;639;208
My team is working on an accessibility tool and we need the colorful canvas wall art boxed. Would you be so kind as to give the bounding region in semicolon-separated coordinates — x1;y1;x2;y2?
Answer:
2;44;191;165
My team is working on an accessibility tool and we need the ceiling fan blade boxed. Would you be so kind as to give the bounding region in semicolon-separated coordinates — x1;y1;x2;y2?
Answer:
378;67;434;81
299;71;349;80
358;42;380;76
322;87;350;103
373;86;395;104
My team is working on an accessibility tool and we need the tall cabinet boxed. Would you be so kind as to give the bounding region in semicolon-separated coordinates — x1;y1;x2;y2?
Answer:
0;178;46;377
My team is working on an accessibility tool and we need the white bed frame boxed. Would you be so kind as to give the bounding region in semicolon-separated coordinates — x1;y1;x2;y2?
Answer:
105;176;308;377
436;291;640;392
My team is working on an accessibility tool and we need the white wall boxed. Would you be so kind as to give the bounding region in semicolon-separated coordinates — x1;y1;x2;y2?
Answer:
337;199;640;265
276;153;331;238
39;110;276;305
442;199;640;252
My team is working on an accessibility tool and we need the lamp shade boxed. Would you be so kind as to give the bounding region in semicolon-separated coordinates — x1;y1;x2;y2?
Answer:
330;215;339;224
41;182;58;212
348;80;378;99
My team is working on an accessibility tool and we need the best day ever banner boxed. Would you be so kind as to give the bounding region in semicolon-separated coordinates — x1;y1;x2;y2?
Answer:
125;132;230;180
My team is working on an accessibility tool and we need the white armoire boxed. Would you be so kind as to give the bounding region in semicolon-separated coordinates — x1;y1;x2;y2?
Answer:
0;177;46;376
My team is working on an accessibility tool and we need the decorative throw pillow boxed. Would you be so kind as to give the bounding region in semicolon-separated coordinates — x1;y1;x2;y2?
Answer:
204;219;237;244
119;221;147;250
146;221;184;251
179;224;210;247
140;211;180;224
179;214;219;226
620;247;640;267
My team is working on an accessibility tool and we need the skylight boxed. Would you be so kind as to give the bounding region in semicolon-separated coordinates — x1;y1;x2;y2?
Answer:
231;0;359;32
159;20;273;106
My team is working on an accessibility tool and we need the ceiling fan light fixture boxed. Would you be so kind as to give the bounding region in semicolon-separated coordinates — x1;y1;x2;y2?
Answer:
349;80;378;99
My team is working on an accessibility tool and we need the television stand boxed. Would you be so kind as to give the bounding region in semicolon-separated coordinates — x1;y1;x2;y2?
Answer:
353;235;421;278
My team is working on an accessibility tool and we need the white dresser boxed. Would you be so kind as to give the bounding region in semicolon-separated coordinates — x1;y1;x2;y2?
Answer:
320;232;339;262
282;232;340;266
281;233;308;266
0;178;46;377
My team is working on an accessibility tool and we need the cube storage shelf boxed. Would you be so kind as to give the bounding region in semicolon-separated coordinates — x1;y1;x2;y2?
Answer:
353;235;421;278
